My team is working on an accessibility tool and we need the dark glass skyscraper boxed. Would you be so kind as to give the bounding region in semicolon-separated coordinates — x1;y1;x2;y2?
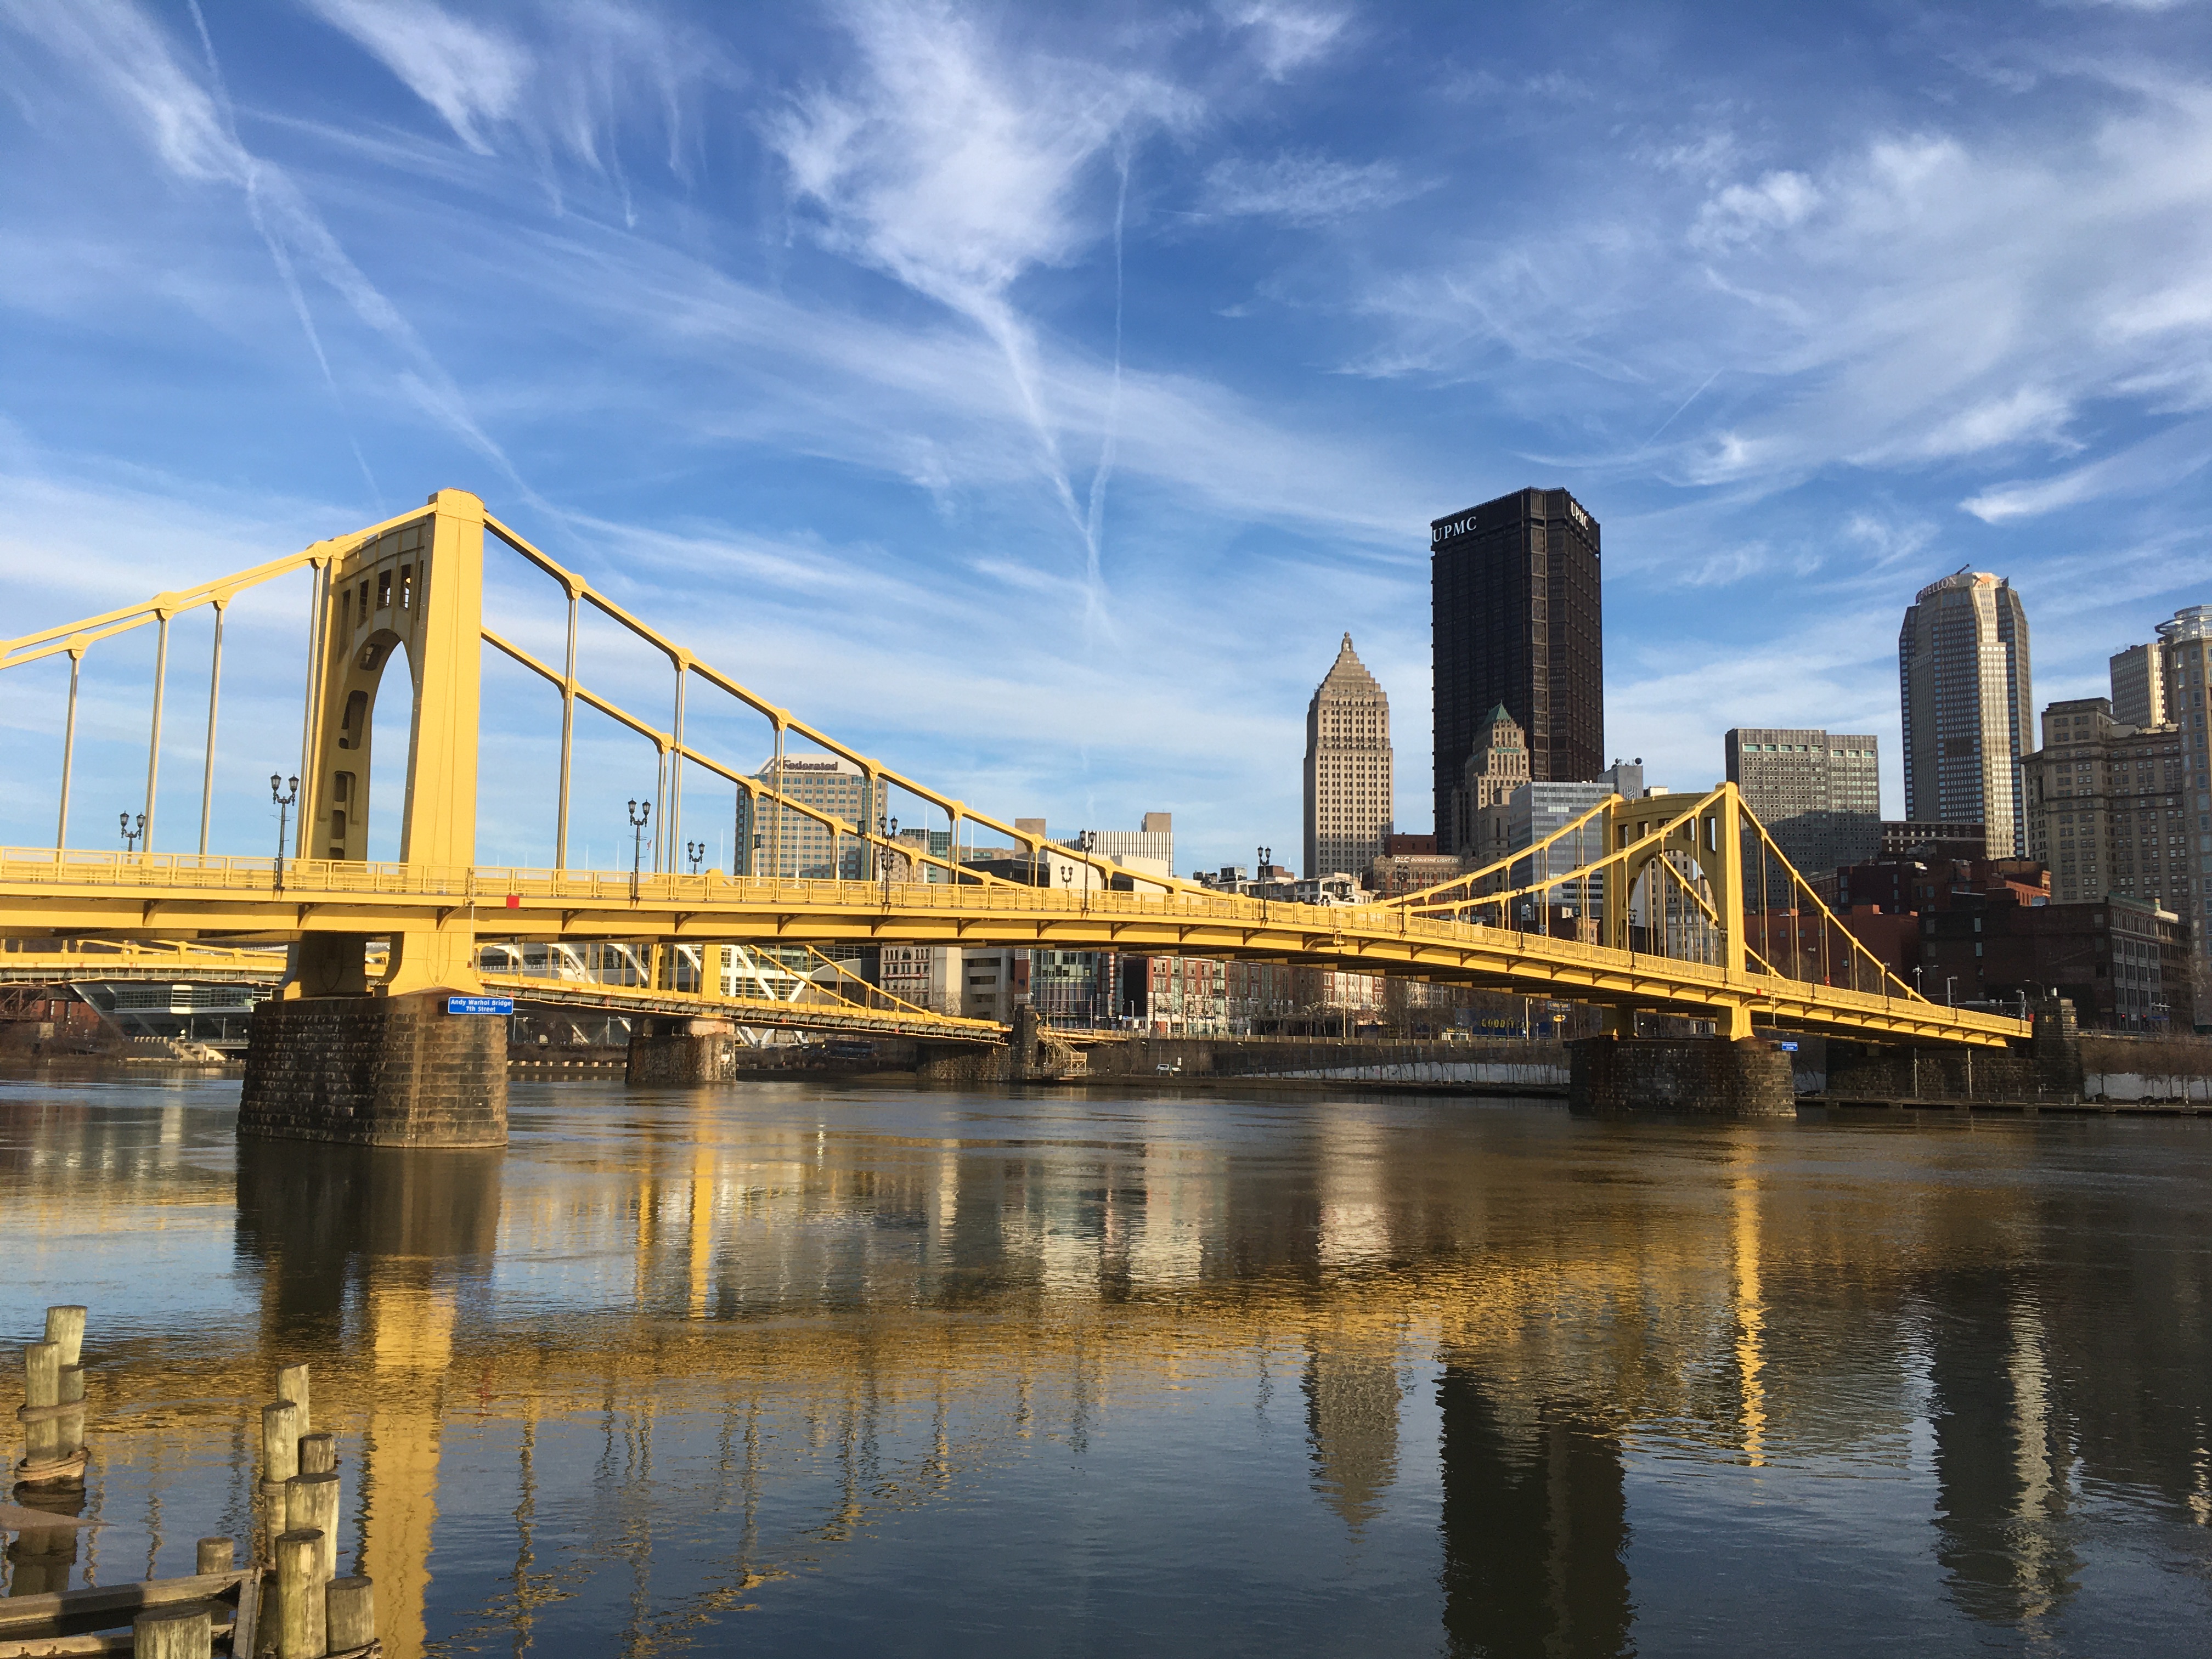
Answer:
1431;488;1604;851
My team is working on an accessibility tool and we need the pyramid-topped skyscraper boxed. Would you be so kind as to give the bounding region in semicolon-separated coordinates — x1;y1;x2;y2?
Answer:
1304;634;1394;879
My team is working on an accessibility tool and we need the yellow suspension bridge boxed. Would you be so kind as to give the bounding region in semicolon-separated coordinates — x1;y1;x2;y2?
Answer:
0;489;2026;1064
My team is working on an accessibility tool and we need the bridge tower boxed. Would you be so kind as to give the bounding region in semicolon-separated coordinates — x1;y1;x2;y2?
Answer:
240;490;505;1148
293;488;487;998
1576;785;1791;1115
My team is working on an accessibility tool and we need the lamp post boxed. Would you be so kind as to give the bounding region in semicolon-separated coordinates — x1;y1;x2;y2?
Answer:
686;840;706;876
878;814;899;902
1911;966;1925;998
1944;975;1956;1008
628;799;651;901
120;811;144;856
268;775;297;889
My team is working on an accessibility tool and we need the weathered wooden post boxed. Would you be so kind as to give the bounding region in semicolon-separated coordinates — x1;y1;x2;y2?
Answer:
261;1402;302;1489
276;1364;311;1436
259;1400;302;1566
196;1536;235;1576
273;1529;325;1659
132;1602;214;1658
44;1305;87;1476
326;1576;377;1656
285;1471;341;1585
297;1432;336;1476
19;1341;61;1477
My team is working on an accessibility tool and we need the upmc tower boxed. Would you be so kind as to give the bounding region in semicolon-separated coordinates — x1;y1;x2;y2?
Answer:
1430;488;1605;851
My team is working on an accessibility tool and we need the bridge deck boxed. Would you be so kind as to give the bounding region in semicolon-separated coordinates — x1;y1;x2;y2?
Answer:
0;849;2029;1048
0;945;1003;1043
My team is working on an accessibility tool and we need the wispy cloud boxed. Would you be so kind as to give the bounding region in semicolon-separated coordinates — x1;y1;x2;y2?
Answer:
3;0;521;496
1217;1;1348;80
766;1;1193;602
1202;151;1429;225
303;0;529;155
1961;416;2212;520
301;0;725;218
1355;67;2212;503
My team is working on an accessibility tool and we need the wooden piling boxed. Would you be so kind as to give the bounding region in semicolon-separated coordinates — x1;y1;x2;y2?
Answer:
285;1471;341;1584
42;1306;86;1368
20;1340;60;1470
132;1601;214;1658
276;1364;311;1436
195;1537;234;1576
325;1576;376;1655
273;1530;325;1659
260;1401;301;1488
297;1432;336;1476
43;1306;88;1469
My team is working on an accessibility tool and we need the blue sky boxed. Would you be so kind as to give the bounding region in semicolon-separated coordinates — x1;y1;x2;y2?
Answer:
4;0;2211;873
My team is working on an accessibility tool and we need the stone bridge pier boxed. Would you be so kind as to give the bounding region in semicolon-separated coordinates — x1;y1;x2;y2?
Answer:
239;989;509;1147
1566;1035;1796;1118
917;1006;1078;1086
625;1017;741;1086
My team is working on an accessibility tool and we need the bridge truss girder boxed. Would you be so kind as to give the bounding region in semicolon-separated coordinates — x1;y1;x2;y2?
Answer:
0;870;2022;1048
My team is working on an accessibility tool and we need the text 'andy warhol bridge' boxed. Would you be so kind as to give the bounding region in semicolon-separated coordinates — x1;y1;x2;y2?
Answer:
0;490;2028;1142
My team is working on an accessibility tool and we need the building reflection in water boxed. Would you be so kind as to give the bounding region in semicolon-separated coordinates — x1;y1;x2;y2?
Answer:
1925;1273;2079;1628
234;1142;498;1659
4;1079;2210;1652
1302;1325;1402;1530
1437;1362;1632;1659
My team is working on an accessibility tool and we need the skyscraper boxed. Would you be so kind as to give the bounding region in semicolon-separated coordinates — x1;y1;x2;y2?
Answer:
735;754;883;878
1899;571;2033;857
1431;488;1603;851
1448;703;1530;858
1724;727;1882;884
2109;641;2167;731
2087;603;2212;971
1304;635;1393;879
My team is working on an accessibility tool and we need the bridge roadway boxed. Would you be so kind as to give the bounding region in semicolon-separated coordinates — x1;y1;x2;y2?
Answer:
0;942;1003;1045
0;847;2029;1048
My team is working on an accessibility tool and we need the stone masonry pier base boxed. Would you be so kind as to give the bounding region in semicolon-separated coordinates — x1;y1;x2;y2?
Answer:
239;990;507;1147
1568;1035;1795;1118
625;1018;740;1086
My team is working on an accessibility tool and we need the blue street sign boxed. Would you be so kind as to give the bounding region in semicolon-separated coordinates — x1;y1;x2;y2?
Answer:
447;996;515;1016
1778;1041;1799;1052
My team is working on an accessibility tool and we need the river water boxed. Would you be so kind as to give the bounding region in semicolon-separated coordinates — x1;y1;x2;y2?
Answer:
3;1070;2209;1656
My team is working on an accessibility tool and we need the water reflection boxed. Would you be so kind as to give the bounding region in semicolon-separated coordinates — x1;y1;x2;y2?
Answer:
235;1143;498;1657
2;1075;2210;1656
1438;1367;1629;1658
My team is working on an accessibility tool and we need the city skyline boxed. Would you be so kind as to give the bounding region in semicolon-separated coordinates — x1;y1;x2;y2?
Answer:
4;4;2212;874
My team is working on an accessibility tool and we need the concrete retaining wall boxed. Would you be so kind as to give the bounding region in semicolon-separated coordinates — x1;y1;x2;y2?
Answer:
2084;1074;2212;1102
1077;1036;1568;1083
1268;1060;1569;1090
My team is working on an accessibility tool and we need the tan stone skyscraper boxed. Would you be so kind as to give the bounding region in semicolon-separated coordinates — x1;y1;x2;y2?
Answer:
1304;635;1393;879
1900;570;2033;857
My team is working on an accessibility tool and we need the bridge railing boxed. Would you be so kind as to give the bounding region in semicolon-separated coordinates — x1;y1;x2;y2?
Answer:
0;841;2033;1042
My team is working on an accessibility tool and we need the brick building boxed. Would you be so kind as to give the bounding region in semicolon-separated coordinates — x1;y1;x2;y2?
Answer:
1919;895;2191;1031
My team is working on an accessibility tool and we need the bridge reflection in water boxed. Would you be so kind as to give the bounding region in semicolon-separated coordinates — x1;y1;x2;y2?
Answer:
4;1076;2210;1655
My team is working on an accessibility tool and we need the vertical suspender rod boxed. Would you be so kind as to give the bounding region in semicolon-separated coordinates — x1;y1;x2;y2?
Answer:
143;612;170;851
55;648;81;855
199;601;225;857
